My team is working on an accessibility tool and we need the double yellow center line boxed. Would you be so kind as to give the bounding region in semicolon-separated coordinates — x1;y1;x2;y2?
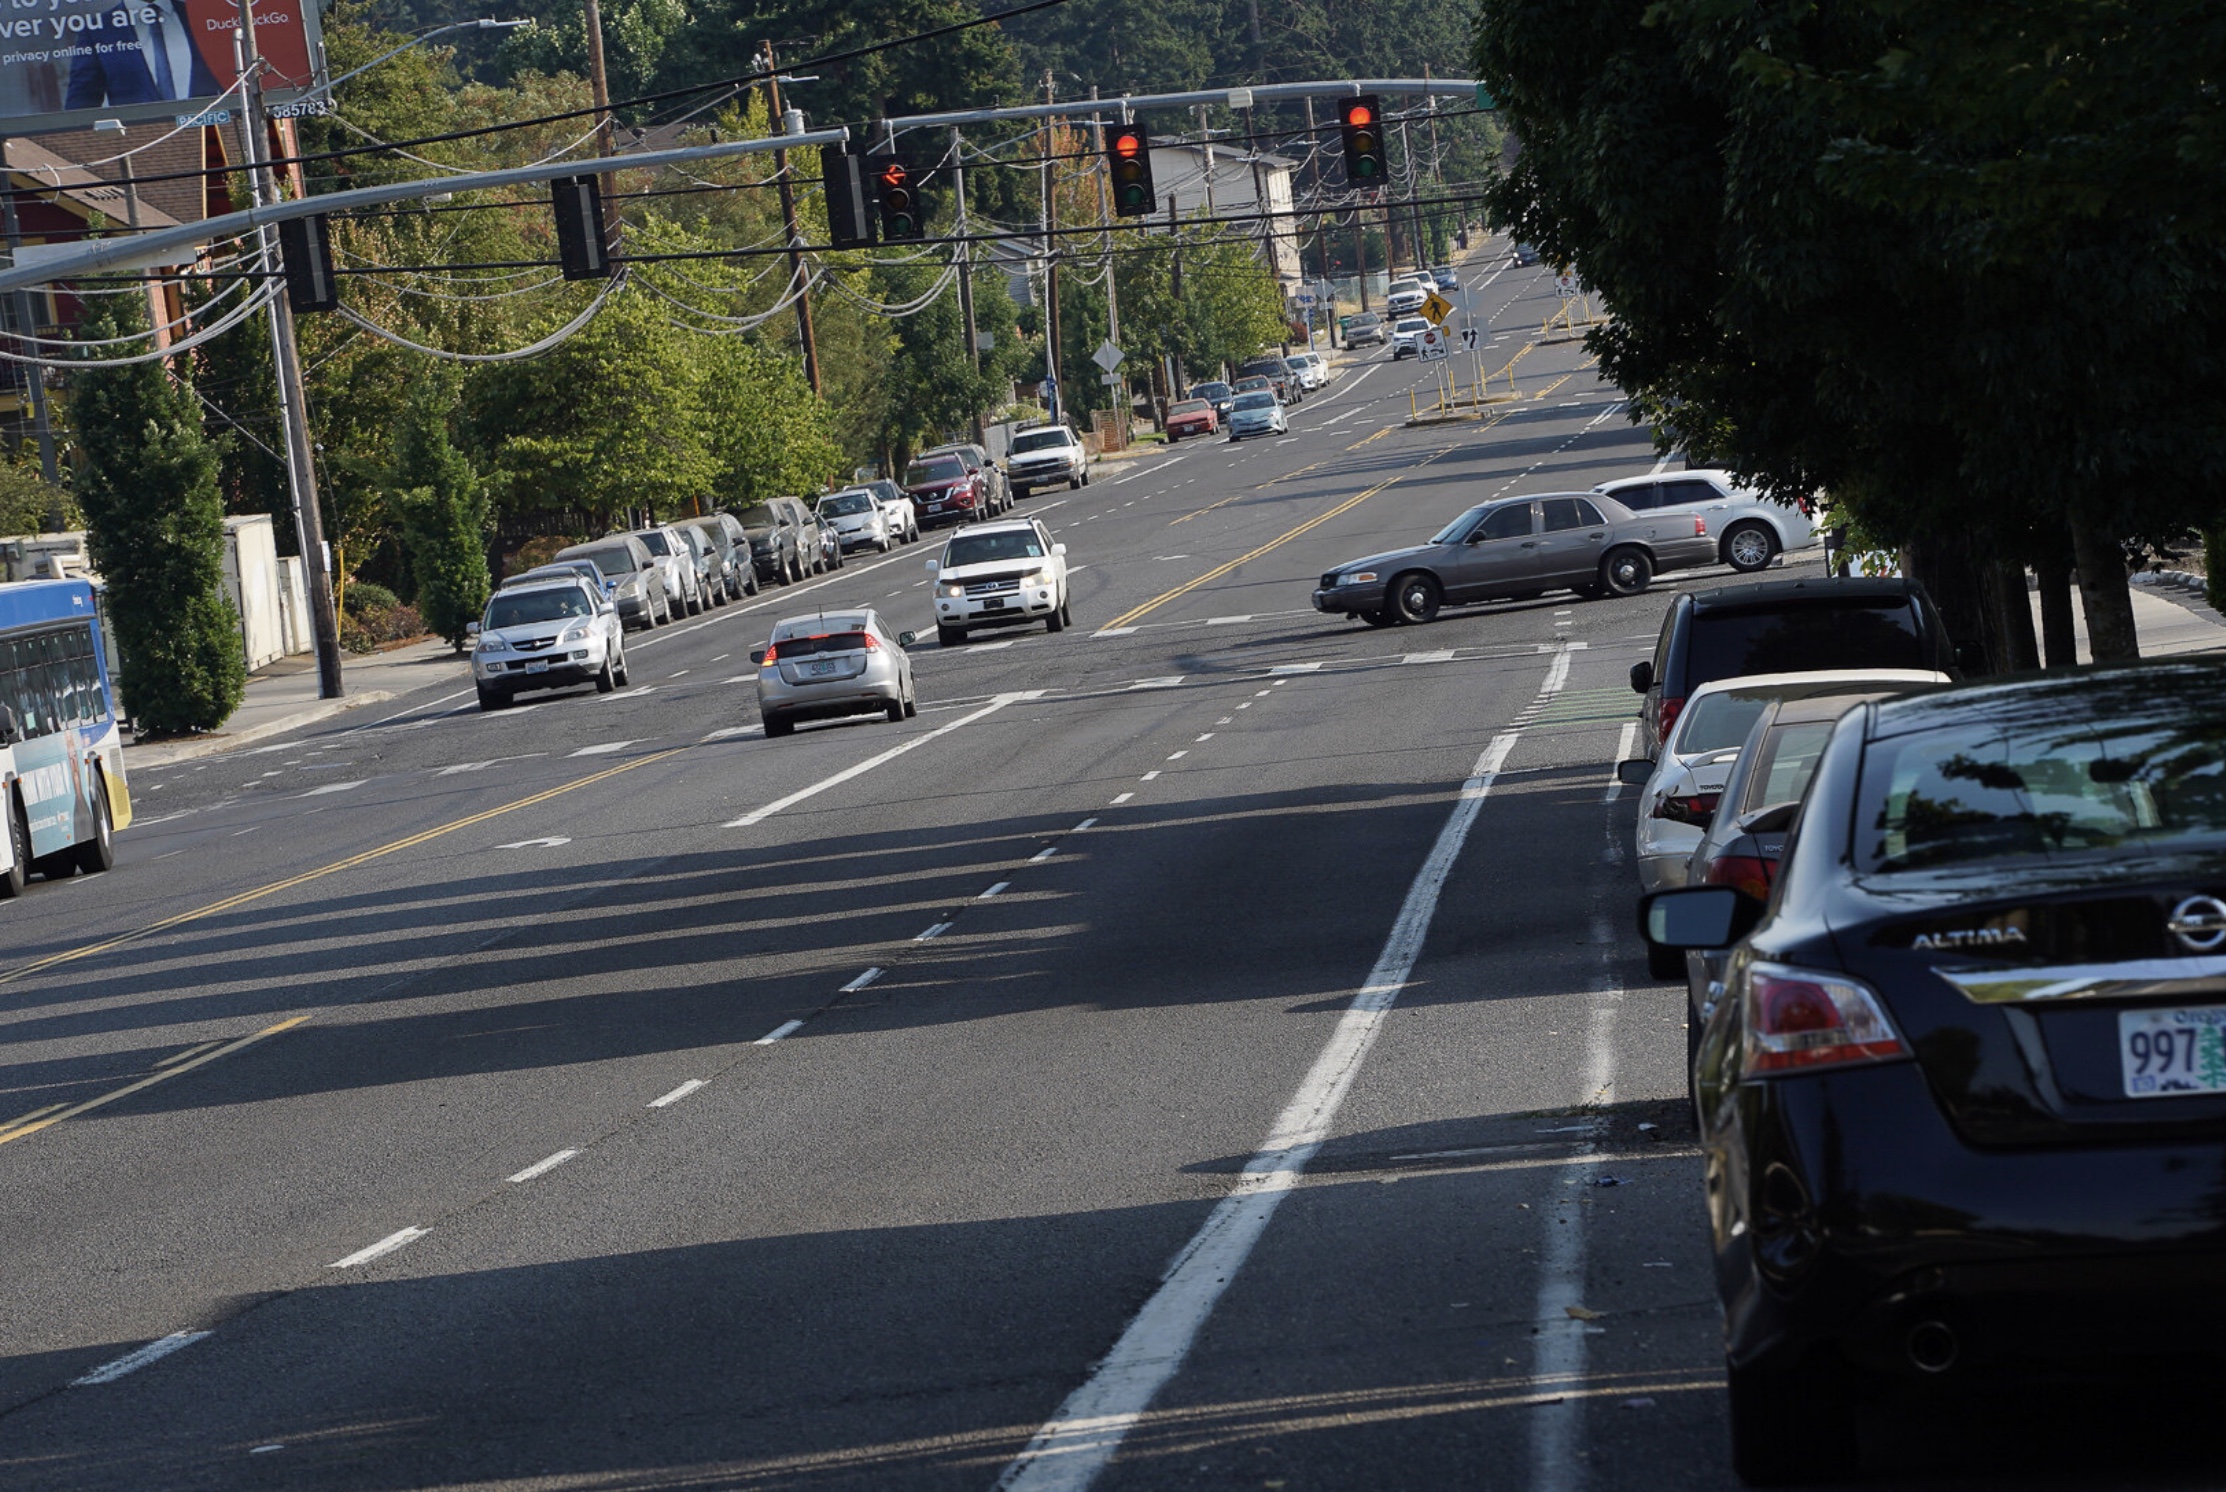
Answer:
0;747;681;1149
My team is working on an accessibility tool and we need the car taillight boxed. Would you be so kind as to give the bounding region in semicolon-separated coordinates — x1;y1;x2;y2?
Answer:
760;643;780;664
1692;514;1708;536
1658;696;1684;737
1654;790;1719;824
1743;964;1908;1075
859;632;879;649
1704;853;1776;902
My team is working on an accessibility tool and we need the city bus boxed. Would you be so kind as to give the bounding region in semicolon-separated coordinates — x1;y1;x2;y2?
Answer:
0;578;128;897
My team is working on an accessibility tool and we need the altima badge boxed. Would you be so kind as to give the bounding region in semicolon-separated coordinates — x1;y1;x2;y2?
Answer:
2167;896;2226;953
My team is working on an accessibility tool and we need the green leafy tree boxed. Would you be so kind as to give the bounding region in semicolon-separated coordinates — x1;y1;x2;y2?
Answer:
70;301;245;733
0;458;72;535
392;373;491;650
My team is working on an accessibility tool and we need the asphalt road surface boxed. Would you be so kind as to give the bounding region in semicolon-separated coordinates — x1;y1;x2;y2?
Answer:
0;257;2174;1491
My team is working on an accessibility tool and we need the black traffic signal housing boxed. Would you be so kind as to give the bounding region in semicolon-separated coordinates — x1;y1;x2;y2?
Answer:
1339;95;1387;186
823;146;874;249
872;152;922;240
551;175;613;280
277;213;338;313
1106;124;1155;217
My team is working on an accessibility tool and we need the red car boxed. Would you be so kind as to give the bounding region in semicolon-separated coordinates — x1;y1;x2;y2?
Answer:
1164;398;1219;442
904;451;988;528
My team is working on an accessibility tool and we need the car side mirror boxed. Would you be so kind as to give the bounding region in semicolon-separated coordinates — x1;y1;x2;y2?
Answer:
897;630;917;647
749;648;767;665
1616;759;1655;786
466;622;481;637
925;559;939;573
1640;886;1764;950
1053;542;1068;556
1630;660;1655;693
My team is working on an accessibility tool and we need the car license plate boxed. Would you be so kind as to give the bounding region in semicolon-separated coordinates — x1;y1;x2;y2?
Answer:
2119;1007;2226;1097
525;660;549;674
810;659;838;676
983;598;1005;610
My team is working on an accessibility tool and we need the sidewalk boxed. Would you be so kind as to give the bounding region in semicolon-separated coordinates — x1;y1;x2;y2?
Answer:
2035;577;2226;664
127;634;472;768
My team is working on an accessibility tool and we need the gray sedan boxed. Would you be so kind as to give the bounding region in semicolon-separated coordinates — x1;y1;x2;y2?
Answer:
1311;492;1718;626
751;609;919;738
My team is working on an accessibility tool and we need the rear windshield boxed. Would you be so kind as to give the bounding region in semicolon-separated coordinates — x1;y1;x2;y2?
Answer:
1170;400;1210;416
636;530;673;556
908;458;966;485
568;547;635;577
1679;681;1903;757
1239;359;1287;376
819;492;875;516
1011;429;1075;453
1234;391;1277;411
944;531;1046;566
775;632;870;659
1747;720;1838;812
1348;315;1379;327
487;588;593;628
1191;382;1231;399
1860;709;2226;872
731;505;781;529
1689;601;1924;685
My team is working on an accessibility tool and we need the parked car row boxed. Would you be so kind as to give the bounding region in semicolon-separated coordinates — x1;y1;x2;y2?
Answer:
1613;575;2226;1483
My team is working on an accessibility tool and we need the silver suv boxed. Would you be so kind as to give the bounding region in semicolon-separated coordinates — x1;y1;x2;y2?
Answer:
1592;469;1818;574
1005;425;1089;496
469;578;628;711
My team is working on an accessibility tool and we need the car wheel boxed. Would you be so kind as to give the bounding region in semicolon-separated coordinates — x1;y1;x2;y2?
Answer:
0;790;27;898
688;591;704;617
762;712;794;738
1059;597;1073;628
1724;521;1780;573
72;776;115;875
1069;475;1081;490
614;647;631;687
1081;468;1090;486
903;689;919;719
1600;547;1654;598
1046;601;1065;634
476;685;508;712
884;697;906;723
595;650;616;693
1386;571;1442;626
937;622;966;647
1726;1354;1858;1486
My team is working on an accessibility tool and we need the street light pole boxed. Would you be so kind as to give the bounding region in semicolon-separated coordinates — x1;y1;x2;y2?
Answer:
765;44;821;395
950;124;984;446
235;0;343;698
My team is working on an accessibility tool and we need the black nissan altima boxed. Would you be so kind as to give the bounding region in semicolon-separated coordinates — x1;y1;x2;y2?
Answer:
1643;657;2226;1486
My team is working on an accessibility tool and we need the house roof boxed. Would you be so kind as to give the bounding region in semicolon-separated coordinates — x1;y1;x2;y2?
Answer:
4;137;183;230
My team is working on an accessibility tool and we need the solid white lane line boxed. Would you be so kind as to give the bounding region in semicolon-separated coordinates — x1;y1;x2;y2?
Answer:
1270;662;1322;674
298;780;365;797
508;1149;579;1183
756;1020;805;1045
1404;650;1458;665
916;922;952;941
703;725;762;741
1206;616;1250;626
1110;792;1134;805
72;1331;212;1386
569;741;636;757
997;727;1529;1492
979;882;1011;899
841;967;884;993
724;694;1026;829
1531;997;1621;1488
330;1227;428;1270
648;1079;706;1108
1605;722;1638;804
1093;627;1139;638
1127;676;1185;690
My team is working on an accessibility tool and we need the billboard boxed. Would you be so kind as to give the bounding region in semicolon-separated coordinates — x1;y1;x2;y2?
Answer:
0;0;327;134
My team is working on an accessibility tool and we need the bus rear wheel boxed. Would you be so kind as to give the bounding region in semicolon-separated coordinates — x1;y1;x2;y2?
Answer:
1;791;27;898
72;777;114;875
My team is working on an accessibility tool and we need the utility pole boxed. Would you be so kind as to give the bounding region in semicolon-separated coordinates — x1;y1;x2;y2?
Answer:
951;124;984;445
765;44;821;394
581;0;618;245
1040;71;1061;424
1090;89;1125;438
235;0;342;698
1398;117;1427;267
0;167;59;491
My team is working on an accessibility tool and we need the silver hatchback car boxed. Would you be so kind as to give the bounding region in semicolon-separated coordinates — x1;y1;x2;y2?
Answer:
751;610;919;738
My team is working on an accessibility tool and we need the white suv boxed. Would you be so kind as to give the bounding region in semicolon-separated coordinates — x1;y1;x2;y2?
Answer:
1386;277;1430;314
1592;469;1818;574
1006;424;1090;496
926;517;1071;646
469;577;628;710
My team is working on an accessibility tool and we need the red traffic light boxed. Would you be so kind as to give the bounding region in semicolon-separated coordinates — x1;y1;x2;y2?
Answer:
1113;131;1143;159
1343;102;1374;128
879;162;909;189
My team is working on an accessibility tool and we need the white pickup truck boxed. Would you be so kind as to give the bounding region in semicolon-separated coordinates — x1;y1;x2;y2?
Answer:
1006;424;1091;496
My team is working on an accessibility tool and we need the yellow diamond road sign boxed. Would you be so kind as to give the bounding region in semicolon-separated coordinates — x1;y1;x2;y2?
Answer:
1421;290;1455;325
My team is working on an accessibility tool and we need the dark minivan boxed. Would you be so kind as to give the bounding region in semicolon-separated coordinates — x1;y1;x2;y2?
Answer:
1631;577;1957;756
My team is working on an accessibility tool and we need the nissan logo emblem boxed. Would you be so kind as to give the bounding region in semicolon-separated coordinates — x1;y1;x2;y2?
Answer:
2167;896;2226;953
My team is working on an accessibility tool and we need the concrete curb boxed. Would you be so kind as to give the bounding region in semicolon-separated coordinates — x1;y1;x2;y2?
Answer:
125;689;396;769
